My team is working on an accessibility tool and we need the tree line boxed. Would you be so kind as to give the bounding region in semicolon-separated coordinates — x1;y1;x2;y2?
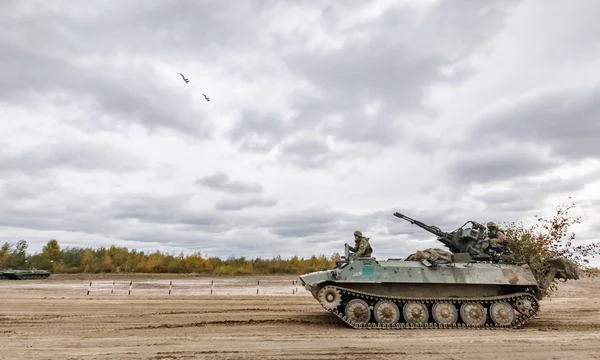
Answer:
0;239;341;275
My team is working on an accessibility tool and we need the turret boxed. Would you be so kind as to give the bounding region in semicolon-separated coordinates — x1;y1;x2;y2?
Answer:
393;212;494;261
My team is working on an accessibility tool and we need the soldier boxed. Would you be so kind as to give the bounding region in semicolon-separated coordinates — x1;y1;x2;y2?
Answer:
349;230;373;257
486;222;508;251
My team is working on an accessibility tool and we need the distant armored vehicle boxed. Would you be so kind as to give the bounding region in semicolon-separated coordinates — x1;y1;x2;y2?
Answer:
299;212;578;330
0;269;51;280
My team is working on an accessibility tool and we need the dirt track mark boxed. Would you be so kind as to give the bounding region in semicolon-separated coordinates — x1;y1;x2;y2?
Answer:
531;322;600;331
0;307;301;322
149;349;410;360
147;307;302;315
124;315;345;330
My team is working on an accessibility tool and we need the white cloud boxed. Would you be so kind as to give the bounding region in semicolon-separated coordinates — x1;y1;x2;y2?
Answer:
1;0;600;267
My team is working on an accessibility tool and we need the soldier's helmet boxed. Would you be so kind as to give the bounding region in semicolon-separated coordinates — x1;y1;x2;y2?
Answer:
354;230;362;237
486;222;497;229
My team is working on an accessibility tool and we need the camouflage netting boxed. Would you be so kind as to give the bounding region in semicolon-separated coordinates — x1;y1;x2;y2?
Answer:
405;248;452;262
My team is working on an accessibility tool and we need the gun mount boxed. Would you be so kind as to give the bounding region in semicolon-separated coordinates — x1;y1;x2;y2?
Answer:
393;212;505;262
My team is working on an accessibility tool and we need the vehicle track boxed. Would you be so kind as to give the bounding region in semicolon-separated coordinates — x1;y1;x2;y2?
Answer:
318;285;540;329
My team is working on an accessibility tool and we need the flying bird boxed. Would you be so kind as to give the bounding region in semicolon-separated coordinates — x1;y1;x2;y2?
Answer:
178;72;210;102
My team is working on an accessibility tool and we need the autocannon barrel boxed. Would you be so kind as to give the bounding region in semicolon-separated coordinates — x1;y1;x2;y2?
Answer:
392;212;459;252
393;212;448;237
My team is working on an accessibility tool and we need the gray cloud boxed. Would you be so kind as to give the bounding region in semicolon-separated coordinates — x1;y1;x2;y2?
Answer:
0;41;212;137
0;2;222;137
474;169;600;215
215;196;277;211
265;208;348;238
0;179;115;235
262;207;425;240
195;172;264;194
277;135;345;169
0;141;147;175
444;144;562;185
468;83;600;161
0;186;242;240
1;0;270;62
0;179;58;200
106;192;257;234
437;82;600;192
226;111;286;153
226;0;522;167
130;1;270;56
583;199;600;211
108;193;194;224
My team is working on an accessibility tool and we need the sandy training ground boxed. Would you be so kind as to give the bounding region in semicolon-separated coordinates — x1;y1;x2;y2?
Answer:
1;274;600;360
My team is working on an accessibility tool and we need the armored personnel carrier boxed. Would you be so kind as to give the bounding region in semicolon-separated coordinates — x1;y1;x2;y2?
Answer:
0;269;51;280
299;212;578;330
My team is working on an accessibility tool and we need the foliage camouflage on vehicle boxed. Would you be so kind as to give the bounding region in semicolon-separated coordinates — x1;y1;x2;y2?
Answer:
299;211;580;330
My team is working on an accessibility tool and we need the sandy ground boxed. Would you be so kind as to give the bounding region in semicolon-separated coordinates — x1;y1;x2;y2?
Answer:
1;274;600;360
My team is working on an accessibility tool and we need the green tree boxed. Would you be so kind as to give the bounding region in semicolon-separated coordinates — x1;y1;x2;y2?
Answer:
0;242;12;268
41;239;61;261
10;240;28;268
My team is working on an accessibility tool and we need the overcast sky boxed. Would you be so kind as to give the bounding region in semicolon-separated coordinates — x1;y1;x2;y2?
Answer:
2;0;600;264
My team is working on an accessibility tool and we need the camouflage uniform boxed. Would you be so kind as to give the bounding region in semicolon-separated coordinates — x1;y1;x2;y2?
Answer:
349;230;373;257
466;221;507;256
486;222;507;250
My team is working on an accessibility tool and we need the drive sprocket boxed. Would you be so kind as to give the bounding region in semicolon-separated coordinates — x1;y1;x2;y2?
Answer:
318;286;342;310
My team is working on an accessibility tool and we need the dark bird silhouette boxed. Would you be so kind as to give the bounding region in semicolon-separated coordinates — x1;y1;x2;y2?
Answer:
203;93;210;102
179;73;190;83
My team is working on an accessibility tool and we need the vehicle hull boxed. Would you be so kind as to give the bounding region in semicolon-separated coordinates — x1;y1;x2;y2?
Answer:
299;257;541;329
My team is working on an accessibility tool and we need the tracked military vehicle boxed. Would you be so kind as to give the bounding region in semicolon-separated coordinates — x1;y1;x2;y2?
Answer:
299;212;578;330
0;269;51;280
